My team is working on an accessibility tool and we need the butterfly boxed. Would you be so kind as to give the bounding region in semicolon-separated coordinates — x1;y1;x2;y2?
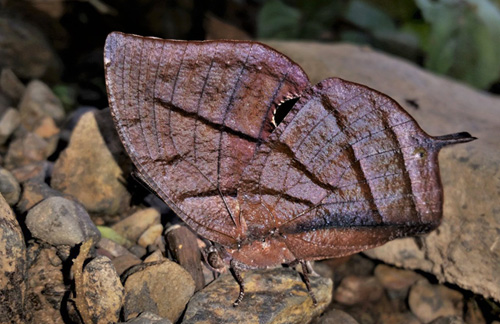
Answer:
104;32;475;306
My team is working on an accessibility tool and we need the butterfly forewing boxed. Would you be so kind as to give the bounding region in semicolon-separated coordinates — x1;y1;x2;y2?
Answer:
104;32;310;245
237;78;445;260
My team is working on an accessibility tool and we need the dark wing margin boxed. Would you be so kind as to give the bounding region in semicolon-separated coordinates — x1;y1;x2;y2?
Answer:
104;32;310;246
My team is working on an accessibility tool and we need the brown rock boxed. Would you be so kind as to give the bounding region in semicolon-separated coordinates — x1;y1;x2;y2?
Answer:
16;179;65;214
374;264;423;291
166;225;205;291
97;237;131;258
120;311;173;324
4;132;54;169
183;268;332;324
138;224;164;248
112;208;161;242
0;167;21;206
10;161;52;183
267;41;500;303
0;107;21;144
19;80;64;129
51;111;131;214
111;253;142;276
123;259;195;323
82;256;124;324
0;68;25;102
26;244;65;324
378;312;422;324
0;194;27;323
408;279;463;323
334;275;384;305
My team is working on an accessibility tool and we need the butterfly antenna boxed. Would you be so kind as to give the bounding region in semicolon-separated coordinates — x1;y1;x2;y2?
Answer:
218;186;238;227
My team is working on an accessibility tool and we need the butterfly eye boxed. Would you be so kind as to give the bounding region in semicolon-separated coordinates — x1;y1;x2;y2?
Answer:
413;147;427;159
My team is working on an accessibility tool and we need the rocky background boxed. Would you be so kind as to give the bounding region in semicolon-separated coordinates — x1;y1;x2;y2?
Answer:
1;1;499;323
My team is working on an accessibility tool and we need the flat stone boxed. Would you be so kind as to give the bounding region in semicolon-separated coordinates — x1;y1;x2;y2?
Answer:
111;253;142;276
0;107;20;144
51;111;130;215
25;196;100;246
123;259;195;323
112;208;161;242
268;41;500;303
334;275;384;305
19;80;64;130
183;268;332;324
0;194;27;323
82;256;124;324
0;68;25;102
408;279;463;323
0;167;21;206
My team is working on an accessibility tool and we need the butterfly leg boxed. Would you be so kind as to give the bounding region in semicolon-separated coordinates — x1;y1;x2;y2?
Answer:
230;260;245;307
300;260;317;305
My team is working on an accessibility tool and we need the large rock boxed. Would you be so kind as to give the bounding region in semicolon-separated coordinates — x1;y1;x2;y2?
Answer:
183;268;332;324
267;41;500;302
0;194;27;322
51;111;131;214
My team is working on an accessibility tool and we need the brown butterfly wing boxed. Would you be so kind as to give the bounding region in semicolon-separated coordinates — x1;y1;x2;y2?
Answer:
104;32;310;246
237;77;473;262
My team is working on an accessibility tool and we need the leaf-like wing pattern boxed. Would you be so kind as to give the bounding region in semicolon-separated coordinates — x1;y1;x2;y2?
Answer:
104;32;309;246
237;77;471;261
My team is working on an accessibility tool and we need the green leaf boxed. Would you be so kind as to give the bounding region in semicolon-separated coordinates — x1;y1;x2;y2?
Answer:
97;226;133;248
344;0;396;31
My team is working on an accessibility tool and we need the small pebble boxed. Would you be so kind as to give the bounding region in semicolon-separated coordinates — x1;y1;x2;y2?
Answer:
0;68;25;102
334;275;384;305
429;316;465;324
120;311;172;324
123;259;196;323
409;279;463;323
138;224;164;248
82;256;124;324
111;253;142;276
112;208;161;242
317;309;360;324
0;107;21;144
16;179;65;214
0;167;21;206
25;196;100;246
10;161;51;183
19;80;65;129
374;264;422;291
4;132;54;169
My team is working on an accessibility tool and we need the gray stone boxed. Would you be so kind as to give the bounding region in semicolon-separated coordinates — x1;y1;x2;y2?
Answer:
183;268;332;324
267;41;500;303
16;179;65;214
123;259;195;323
25;196;100;246
0;107;20;144
51;111;130;215
0;167;20;206
0;194;27;323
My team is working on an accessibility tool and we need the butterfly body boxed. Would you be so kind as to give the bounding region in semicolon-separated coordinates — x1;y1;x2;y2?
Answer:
104;32;475;305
